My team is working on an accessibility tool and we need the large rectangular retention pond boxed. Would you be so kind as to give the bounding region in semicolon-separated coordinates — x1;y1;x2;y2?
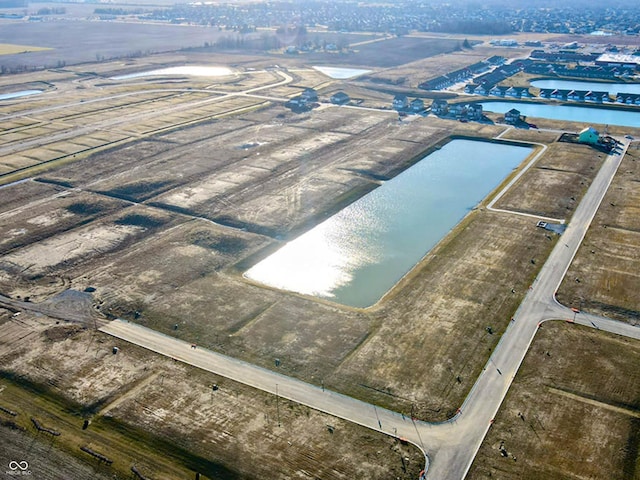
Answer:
244;139;533;308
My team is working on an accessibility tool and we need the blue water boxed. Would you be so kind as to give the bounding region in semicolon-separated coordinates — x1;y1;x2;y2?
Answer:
111;66;234;80
480;101;640;128
0;89;42;100
245;140;532;308
531;79;640;95
312;66;371;79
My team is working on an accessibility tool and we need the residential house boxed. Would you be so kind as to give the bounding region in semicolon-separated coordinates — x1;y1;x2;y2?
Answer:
486;55;506;66
584;91;608;103
393;94;409;111
419;75;450;91
578;127;600;145
567;90;586;102
505;86;522;98
330;91;350;105
505;108;522;125
474;84;493;96
467;104;483;120
464;83;479;94
518;87;533;98
616;93;640;105
431;99;449;115
410;98;425;113
550;89;569;101
490;85;509;97
286;95;312;112
301;88;318;102
449;103;467;118
539;88;554;99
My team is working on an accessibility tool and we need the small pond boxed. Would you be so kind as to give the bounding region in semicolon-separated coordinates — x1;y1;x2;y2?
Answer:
312;66;371;79
112;66;234;80
245;139;533;308
0;89;43;100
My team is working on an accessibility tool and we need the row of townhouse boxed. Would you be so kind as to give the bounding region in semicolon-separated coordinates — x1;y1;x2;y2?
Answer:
539;88;609;103
615;93;640;105
554;65;621;80
431;100;484;120
522;61;628;80
529;50;600;63
465;84;532;98
418;68;474;91
418;56;506;91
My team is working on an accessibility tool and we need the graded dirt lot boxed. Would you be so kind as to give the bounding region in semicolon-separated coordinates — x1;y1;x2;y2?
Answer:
0;65;606;422
466;321;640;480
557;141;640;323
492;141;604;221
1;41;639;479
0;311;423;480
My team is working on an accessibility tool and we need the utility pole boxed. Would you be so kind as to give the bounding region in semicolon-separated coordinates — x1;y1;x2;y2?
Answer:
276;384;281;427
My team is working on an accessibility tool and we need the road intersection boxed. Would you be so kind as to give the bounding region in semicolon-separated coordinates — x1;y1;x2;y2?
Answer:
97;138;639;478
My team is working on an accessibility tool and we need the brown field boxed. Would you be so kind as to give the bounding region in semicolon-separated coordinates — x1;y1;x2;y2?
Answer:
493;142;604;220
0;43;51;55
0;311;423;480
467;321;640;480
557;141;640;323
0;58;605;421
1;39;639;479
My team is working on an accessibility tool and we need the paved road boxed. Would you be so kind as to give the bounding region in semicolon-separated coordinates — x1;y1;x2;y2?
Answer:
431;137;635;480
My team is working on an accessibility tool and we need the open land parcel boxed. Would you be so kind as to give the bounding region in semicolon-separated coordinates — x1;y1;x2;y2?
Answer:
0;27;639;479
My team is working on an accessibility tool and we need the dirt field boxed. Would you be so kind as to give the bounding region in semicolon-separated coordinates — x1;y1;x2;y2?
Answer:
0;54;615;423
493;142;604;220
557;141;640;323
1;41;639;479
0;311;424;480
466;321;640;480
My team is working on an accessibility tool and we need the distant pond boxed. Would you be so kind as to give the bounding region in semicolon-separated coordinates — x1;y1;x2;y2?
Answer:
530;79;640;95
245;139;533;308
111;66;234;80
480;101;640;128
0;89;42;100
312;66;372;79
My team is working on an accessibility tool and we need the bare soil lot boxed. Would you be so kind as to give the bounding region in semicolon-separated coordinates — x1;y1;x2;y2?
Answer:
1;47;639;479
467;321;640;480
557;141;640;323
493;142;604;221
0;62;610;422
0;313;423;480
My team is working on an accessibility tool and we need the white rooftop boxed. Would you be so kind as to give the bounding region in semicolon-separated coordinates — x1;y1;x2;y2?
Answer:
596;53;640;65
